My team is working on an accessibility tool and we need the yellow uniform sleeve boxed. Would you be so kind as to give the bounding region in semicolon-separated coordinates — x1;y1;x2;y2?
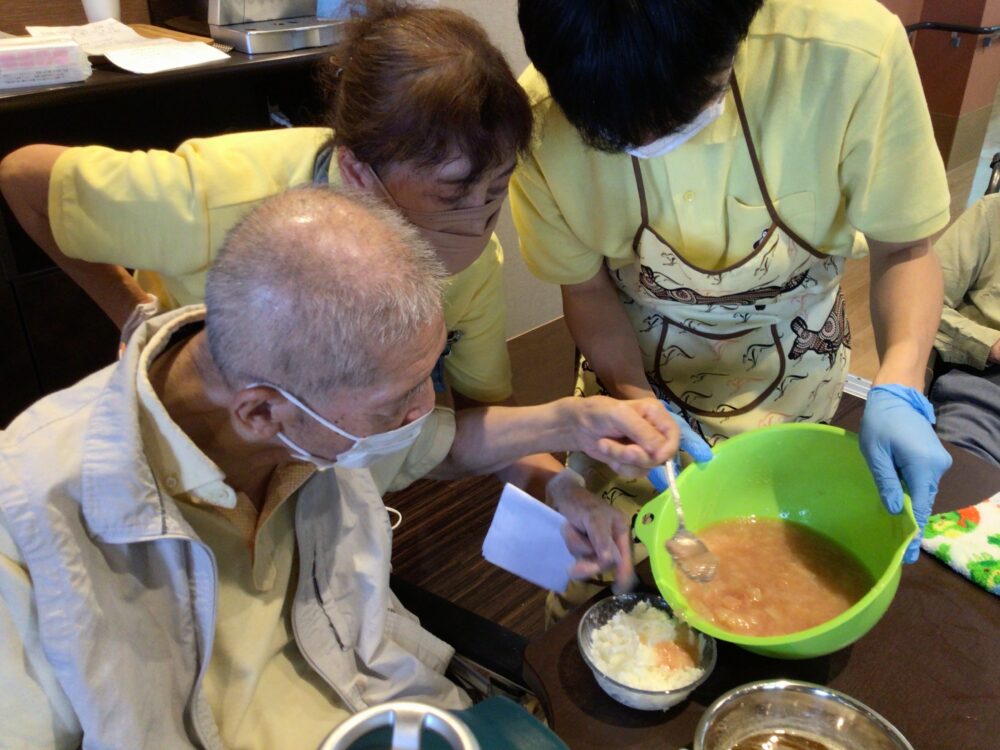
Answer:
0;505;81;749
440;239;514;402
840;21;950;244
934;195;1000;368
510;147;607;286
510;70;610;287
48;128;332;304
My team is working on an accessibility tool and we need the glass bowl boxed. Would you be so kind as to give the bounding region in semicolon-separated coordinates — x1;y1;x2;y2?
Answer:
577;592;716;711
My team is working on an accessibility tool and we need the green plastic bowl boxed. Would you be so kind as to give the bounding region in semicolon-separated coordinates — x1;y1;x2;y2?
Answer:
634;423;917;659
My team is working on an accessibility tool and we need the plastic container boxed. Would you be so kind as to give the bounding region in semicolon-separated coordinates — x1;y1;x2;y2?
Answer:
634;424;917;659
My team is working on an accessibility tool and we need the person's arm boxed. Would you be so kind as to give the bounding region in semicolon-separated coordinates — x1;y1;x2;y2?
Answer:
510;122;654;402
452;388;636;586
451;391;561;495
867;236;943;389
561;268;655;400
436;395;678;590
430;395;678;480
0;145;148;328
861;235;953;563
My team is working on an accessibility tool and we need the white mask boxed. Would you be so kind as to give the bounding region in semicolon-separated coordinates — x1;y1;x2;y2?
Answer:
249;383;431;470
626;97;726;159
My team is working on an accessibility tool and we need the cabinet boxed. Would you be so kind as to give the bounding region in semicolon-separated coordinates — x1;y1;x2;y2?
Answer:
0;48;328;425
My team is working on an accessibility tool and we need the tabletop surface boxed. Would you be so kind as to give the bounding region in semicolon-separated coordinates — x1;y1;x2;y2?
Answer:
0;45;328;107
523;395;1000;749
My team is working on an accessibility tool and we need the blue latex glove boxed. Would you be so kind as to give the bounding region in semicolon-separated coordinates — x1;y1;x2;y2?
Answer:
648;403;713;492
859;384;953;564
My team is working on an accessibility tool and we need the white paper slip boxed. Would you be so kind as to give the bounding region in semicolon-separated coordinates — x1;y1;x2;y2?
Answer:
482;483;576;593
26;18;146;57
103;39;228;74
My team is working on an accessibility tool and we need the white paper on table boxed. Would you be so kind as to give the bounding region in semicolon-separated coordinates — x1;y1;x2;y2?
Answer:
482;483;575;592
103;39;228;74
26;18;147;57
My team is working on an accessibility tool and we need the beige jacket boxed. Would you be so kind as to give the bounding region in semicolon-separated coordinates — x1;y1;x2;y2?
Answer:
935;194;1000;368
0;307;468;750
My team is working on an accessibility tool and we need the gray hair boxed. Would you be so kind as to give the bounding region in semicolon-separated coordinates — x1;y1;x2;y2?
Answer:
205;185;445;399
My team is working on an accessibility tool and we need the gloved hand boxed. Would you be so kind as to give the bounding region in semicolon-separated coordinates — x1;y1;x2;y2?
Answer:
648;403;713;492
859;384;953;563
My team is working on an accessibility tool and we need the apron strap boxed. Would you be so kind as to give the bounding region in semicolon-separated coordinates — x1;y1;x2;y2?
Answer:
730;74;824;257
630;156;651;253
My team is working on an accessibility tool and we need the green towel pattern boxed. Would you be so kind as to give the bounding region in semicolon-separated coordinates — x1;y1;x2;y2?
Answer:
921;493;1000;595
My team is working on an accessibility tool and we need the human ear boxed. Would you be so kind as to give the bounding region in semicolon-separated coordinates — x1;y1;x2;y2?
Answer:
231;386;285;443
337;146;377;192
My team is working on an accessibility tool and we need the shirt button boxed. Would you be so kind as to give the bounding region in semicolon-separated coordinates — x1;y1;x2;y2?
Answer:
683;190;696;203
164;475;179;490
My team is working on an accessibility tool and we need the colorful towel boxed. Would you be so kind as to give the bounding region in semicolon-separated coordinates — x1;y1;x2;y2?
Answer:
921;492;1000;595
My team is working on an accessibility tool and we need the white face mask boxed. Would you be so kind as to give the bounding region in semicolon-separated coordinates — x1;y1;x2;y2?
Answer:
249;383;431;470
626;97;726;159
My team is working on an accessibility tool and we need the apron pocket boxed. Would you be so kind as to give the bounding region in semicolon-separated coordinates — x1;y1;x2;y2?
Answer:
651;317;785;418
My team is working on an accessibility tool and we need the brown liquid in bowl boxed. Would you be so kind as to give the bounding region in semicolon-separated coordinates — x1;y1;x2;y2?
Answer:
677;518;873;637
729;730;836;749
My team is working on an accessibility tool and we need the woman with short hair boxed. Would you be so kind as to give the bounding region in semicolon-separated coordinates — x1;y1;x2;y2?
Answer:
1;0;531;408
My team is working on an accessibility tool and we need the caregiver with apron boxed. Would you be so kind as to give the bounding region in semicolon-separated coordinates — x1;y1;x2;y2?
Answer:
512;0;954;619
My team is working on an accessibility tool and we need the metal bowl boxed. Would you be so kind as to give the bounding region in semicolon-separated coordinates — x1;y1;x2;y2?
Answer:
577;592;716;711
693;679;913;750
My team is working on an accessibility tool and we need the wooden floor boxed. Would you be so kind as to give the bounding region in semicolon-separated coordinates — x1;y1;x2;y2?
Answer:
391;144;995;641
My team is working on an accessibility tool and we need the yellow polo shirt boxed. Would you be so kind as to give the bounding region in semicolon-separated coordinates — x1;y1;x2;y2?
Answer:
133;310;457;750
48;128;512;403
512;0;950;281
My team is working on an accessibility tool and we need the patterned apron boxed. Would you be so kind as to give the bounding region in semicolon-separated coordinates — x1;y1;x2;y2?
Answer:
551;77;852;622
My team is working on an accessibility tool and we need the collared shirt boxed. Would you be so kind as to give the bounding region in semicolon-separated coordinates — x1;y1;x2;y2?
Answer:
48;127;512;403
134;325;346;750
0;305;460;750
934;195;1000;368
511;0;950;282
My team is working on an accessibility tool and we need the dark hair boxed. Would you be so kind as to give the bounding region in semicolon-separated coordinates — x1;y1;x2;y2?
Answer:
518;0;764;153
318;1;533;186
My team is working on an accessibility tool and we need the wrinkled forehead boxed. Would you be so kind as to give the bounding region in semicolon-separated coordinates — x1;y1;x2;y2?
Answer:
351;317;447;406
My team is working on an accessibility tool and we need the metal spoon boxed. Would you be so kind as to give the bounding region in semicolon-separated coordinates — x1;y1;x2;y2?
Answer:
663;461;717;583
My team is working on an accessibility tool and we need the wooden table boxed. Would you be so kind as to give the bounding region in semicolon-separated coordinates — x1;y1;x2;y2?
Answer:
522;395;1000;749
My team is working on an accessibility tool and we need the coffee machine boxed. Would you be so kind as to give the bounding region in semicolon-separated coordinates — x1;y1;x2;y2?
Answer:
148;1;348;54
207;0;348;54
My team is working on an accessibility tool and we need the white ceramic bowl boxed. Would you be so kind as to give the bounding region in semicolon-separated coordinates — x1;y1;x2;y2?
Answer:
693;679;914;750
577;592;716;711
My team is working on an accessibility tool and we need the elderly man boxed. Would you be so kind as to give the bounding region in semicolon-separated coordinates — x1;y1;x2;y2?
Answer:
0;186;677;750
